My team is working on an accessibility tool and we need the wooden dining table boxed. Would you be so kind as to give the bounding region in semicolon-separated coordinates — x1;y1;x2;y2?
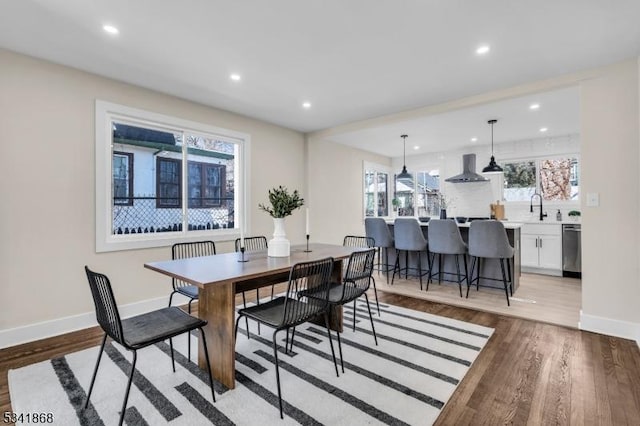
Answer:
144;243;360;389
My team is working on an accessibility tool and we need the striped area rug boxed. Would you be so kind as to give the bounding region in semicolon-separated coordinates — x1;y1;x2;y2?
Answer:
9;302;493;425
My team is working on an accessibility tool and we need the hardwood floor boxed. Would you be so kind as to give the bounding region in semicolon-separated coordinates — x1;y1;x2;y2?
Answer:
2;289;639;425
376;271;582;328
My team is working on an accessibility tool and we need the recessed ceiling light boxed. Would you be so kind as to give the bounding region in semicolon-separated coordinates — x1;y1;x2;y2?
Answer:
302;102;311;109
471;137;478;142
230;74;241;81
102;25;119;35
530;103;540;110
540;127;548;132
413;146;420;150
476;45;490;55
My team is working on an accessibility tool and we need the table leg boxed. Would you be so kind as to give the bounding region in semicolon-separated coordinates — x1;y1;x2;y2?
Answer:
198;282;236;389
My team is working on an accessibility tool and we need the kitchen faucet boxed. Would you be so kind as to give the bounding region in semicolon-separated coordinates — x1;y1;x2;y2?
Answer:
530;192;547;221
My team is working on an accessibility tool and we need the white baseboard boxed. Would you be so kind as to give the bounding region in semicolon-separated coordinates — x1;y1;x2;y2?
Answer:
579;310;640;348
0;294;191;349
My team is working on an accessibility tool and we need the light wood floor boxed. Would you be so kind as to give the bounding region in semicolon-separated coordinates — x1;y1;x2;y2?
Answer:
3;289;639;425
374;271;581;328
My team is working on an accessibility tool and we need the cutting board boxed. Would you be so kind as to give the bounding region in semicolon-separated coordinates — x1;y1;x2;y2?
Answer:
491;202;505;220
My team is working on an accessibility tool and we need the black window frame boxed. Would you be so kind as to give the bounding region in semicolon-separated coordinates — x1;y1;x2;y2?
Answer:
156;157;182;208
156;157;226;209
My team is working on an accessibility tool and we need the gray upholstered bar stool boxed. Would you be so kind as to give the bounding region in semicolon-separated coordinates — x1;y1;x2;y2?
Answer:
427;219;468;297
365;217;395;284
467;220;514;306
391;218;431;290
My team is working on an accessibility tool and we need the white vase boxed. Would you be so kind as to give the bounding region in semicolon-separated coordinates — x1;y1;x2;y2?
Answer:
268;217;290;257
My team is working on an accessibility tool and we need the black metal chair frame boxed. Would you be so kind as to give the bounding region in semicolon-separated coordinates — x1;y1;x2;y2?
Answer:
233;257;339;419
391;249;433;290
84;266;215;426
234;236;270;336
342;235;380;315
427;252;469;297
467;256;513;305
291;248;378;373
170;240;216;361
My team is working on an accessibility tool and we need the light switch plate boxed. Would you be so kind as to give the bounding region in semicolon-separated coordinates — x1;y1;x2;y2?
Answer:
586;192;599;207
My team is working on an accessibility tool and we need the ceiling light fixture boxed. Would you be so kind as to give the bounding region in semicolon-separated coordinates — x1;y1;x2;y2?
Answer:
302;102;311;109
540;127;548;132
529;103;540;110
476;45;490;55
230;73;241;81
397;134;413;183
471;137;478;142
102;25;119;35
482;119;503;173
413;145;420;150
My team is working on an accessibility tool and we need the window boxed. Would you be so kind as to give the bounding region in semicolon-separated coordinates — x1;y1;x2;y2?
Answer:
503;157;579;202
395;170;442;217
363;163;390;217
113;151;133;206
96;100;249;252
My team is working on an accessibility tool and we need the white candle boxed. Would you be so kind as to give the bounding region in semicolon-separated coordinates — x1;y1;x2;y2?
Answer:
240;223;245;249
305;208;310;235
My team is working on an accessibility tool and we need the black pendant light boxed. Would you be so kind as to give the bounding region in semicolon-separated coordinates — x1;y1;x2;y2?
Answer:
397;134;413;183
482;119;503;173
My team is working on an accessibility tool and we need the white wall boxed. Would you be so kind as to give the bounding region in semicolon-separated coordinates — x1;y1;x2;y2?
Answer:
580;59;640;335
0;49;305;343
306;136;391;244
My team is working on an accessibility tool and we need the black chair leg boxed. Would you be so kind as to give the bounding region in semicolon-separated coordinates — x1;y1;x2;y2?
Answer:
428;252;435;284
507;257;513;296
467;257;476;298
476;258;481;290
168;291;176;307
405;251;409;279
272;330;284;419
335;329;345;373
169;338;176;372
364;293;378;346
463;255;469;289
391;253;400;285
384;248;390;284
255;289;262;335
288;328;296;353
455;255;463;297
500;258;511;306
242;292;250;340
118;350;137;426
438;254;443;284
234;314;242;341
370;276;380;316
352;299;357;332
417;251;423;290
323;312;339;378
199;328;216;402
83;333;107;410
187;298;194;361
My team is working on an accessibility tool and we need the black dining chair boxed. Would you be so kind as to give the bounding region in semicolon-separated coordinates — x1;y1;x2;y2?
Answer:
234;236;269;336
84;266;215;426
342;235;380;315
170;240;216;361
293;248;378;373
234;257;339;419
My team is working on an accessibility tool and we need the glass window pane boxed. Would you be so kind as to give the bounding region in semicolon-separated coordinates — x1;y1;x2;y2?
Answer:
415;170;440;217
395;173;415;216
364;171;375;217
503;161;536;201
186;133;234;231
377;173;388;217
540;158;578;201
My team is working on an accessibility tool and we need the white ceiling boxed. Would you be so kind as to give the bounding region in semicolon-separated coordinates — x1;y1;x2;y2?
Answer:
328;86;581;157
1;0;638;141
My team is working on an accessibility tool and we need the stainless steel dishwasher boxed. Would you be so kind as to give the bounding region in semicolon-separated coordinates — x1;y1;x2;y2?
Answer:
562;224;581;278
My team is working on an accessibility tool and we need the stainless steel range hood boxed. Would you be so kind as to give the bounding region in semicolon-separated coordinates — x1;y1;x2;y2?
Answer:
444;154;489;183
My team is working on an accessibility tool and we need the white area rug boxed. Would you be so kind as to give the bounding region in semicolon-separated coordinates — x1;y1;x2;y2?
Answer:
9;302;493;425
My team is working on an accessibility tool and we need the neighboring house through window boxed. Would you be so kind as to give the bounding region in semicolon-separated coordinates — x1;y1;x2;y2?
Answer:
96;100;249;252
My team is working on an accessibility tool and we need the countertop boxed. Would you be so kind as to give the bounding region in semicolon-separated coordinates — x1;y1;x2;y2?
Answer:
385;218;523;229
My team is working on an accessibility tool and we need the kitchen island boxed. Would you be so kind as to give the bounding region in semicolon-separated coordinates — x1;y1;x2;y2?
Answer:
384;219;522;293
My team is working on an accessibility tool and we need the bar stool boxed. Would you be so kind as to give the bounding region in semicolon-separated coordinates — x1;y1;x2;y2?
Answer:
364;218;395;284
427;219;468;297
467;220;514;306
391;218;431;290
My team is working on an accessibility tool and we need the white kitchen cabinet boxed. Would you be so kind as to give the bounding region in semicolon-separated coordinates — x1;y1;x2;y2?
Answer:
521;224;562;275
